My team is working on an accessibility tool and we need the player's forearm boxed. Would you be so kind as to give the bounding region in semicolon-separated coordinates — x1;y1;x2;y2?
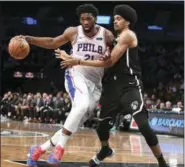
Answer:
80;59;112;67
25;36;58;49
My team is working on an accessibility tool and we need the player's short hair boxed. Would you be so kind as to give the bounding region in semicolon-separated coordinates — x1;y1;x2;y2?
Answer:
113;4;137;28
76;4;99;18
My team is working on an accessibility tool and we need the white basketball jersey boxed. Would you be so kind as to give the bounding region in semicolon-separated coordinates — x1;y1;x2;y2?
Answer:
70;25;107;86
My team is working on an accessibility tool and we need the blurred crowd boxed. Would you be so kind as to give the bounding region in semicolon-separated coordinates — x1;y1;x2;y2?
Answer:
1;79;184;126
144;77;184;112
0;91;71;124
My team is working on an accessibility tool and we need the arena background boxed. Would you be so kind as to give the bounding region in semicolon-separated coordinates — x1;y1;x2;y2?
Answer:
0;1;184;167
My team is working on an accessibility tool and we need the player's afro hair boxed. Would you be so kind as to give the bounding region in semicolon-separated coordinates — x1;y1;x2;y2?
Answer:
76;4;99;18
113;4;137;28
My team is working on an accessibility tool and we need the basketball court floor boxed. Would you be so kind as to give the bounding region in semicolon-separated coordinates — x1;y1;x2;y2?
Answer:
1;120;184;167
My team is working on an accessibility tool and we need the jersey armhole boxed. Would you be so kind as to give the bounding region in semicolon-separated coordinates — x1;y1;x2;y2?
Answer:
103;28;107;47
71;26;79;45
71;33;78;46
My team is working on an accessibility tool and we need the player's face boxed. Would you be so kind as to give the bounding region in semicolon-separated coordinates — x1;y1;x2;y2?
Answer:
80;13;96;33
114;15;128;32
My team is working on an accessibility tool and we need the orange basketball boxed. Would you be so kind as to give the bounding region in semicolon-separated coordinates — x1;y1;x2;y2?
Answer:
8;36;30;60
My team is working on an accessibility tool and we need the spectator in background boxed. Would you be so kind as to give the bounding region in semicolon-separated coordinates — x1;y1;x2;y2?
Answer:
54;92;64;109
60;96;71;123
145;99;153;110
40;96;54;123
49;94;54;102
143;93;149;102
25;94;35;120
164;101;172;111
63;92;68;99
28;94;36;119
159;103;165;110
23;93;27;100
1;92;14;118
34;92;44;121
153;99;161;110
42;93;48;105
150;94;156;105
53;92;65;123
172;101;184;113
151;94;156;101
63;97;71;112
176;101;183;109
12;93;23;120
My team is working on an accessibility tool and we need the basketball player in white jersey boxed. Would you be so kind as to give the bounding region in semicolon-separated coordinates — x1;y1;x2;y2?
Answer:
19;4;114;166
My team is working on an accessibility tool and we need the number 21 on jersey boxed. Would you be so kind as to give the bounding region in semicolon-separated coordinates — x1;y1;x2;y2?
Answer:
84;54;95;60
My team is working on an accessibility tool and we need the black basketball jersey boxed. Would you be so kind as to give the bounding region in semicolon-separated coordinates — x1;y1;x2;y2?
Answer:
103;38;142;84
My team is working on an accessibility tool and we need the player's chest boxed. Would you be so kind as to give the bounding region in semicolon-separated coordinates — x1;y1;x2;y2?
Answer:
75;41;105;53
73;41;105;60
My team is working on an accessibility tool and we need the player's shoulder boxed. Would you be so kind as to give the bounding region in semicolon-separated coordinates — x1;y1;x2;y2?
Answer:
120;29;136;41
102;28;114;41
123;29;136;38
64;26;78;35
102;28;114;46
104;28;114;36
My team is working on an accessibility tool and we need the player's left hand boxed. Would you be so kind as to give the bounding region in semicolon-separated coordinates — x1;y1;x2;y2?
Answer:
55;48;71;60
60;59;79;69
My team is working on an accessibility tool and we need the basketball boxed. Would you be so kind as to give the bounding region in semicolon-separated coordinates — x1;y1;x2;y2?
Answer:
8;36;30;60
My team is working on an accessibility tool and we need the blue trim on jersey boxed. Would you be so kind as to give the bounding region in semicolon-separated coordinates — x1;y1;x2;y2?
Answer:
65;70;75;100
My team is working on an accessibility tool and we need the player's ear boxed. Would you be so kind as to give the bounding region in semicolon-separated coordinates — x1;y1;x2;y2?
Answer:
126;21;130;26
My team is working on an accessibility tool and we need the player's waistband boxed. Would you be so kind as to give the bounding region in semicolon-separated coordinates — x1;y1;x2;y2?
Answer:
65;68;102;89
103;74;142;85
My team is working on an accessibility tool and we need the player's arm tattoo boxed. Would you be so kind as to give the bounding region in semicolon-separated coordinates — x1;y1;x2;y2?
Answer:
105;29;114;50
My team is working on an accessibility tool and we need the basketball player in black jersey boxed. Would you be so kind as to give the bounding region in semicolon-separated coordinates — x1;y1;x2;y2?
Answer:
55;4;168;167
